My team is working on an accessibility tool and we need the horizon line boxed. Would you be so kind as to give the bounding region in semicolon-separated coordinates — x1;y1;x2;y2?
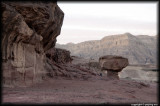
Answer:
56;32;157;45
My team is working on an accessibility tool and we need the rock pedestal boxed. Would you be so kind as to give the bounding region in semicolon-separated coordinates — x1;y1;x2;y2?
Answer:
99;55;129;80
106;70;120;80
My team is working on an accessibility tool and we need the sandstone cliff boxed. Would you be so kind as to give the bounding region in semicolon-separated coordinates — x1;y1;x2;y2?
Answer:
1;2;64;86
1;2;98;87
56;33;157;65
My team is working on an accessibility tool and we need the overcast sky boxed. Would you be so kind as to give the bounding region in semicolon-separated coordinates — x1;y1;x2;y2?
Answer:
57;2;157;44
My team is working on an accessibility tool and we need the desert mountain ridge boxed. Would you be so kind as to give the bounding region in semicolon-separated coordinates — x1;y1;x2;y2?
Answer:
56;33;157;65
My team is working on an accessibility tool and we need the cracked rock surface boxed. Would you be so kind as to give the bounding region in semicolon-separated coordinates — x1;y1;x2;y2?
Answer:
1;2;64;87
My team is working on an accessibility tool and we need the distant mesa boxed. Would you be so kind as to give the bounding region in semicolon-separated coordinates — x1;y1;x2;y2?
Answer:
124;32;132;35
67;42;75;45
56;33;157;65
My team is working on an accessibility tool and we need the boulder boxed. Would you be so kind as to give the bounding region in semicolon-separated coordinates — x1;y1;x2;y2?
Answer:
99;55;129;80
46;48;73;64
45;48;97;79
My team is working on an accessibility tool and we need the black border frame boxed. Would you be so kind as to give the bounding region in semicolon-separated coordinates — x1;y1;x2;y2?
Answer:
0;0;159;106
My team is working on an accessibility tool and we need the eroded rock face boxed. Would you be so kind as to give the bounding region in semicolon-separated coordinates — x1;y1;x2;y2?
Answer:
45;48;97;79
46;48;73;64
1;2;64;87
99;55;129;80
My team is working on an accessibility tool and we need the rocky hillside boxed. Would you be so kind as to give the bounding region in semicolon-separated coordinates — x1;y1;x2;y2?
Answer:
56;33;157;65
1;2;98;87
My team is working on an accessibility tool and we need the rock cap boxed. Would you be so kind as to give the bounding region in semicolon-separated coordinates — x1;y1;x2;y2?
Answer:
99;55;129;71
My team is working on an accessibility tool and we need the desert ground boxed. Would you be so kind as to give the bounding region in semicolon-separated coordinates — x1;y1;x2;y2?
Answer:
2;76;157;104
2;57;158;104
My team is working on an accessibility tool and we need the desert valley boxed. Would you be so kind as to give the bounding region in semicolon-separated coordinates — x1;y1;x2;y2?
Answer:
1;1;158;105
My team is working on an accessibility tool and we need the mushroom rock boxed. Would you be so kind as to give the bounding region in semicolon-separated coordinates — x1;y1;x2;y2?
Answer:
99;55;129;80
1;2;64;86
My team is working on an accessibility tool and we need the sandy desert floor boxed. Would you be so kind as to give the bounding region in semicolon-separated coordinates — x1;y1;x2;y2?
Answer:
2;76;158;104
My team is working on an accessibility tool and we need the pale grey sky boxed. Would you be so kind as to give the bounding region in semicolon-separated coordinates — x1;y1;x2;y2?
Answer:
57;2;157;44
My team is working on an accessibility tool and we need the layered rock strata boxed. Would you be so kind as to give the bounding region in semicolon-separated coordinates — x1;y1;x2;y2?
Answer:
56;33;157;65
